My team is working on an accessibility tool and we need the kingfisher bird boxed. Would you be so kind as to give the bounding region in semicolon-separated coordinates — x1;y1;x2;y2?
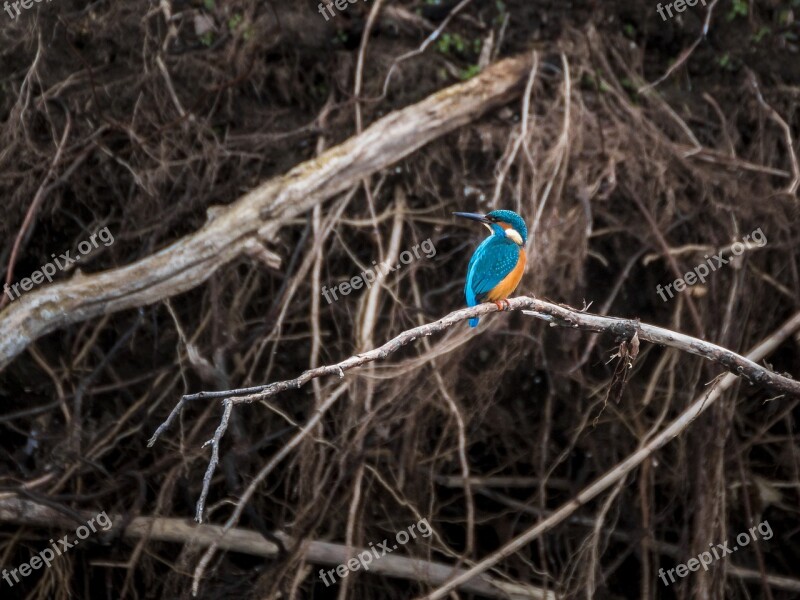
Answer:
454;210;528;327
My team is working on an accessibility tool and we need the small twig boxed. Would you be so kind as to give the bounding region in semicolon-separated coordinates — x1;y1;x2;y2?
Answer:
70;309;144;453
490;51;539;206
748;70;800;196
381;0;475;98
195;398;233;523
354;0;384;134
1;100;71;311
629;189;704;336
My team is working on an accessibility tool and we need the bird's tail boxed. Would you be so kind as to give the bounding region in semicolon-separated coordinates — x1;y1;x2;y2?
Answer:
468;316;479;327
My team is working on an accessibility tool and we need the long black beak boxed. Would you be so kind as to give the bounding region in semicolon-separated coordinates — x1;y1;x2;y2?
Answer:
453;212;490;224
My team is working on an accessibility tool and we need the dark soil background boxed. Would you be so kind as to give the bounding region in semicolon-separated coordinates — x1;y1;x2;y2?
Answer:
1;0;799;598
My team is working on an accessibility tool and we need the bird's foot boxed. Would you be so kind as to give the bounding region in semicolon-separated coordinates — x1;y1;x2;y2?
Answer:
493;299;511;311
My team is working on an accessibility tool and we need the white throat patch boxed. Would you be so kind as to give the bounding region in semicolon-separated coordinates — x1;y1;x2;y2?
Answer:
505;228;523;246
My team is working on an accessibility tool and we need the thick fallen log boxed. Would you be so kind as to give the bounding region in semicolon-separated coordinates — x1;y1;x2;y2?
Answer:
0;53;535;373
0;497;552;599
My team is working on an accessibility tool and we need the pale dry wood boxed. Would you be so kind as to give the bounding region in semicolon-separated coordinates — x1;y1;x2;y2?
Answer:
0;497;552;599
0;53;535;373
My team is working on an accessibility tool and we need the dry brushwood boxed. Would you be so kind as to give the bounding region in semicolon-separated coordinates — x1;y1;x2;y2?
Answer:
420;310;800;599
148;299;800;594
0;53;534;374
0;497;552;600
3;2;800;598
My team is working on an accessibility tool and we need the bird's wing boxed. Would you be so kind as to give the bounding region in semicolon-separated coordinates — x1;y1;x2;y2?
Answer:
465;239;520;305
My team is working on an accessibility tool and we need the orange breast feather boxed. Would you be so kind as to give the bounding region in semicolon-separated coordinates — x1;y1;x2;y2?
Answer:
486;249;526;301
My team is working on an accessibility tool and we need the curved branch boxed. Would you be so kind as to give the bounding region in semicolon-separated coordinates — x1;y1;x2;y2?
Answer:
151;297;800;431
145;300;800;596
149;294;800;518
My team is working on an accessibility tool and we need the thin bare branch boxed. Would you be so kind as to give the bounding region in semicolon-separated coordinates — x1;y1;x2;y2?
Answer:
150;297;800;432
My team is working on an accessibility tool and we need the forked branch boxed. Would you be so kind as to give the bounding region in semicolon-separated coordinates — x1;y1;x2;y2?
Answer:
149;296;799;535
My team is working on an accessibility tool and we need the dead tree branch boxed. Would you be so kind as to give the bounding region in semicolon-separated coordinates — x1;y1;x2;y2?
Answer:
0;53;535;373
152;296;800;422
0;497;552;599
419;310;800;599
147;299;800;592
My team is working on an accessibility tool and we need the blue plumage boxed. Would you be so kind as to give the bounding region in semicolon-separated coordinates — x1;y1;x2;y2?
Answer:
465;239;521;326
454;209;528;327
486;210;528;244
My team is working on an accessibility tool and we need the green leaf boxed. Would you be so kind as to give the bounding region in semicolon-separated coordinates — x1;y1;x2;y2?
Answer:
726;0;748;20
460;65;481;80
752;26;771;43
228;13;243;31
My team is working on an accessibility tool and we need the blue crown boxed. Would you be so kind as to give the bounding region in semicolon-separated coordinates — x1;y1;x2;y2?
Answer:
486;210;528;244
